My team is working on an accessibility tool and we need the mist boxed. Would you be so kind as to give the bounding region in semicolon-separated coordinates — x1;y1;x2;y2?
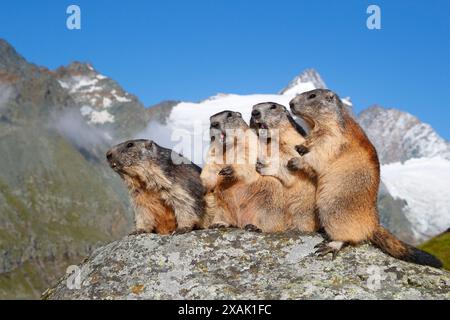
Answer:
0;83;13;111
49;107;112;152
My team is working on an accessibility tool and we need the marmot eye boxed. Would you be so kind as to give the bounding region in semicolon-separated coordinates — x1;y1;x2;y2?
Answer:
126;142;134;148
270;104;277;110
308;93;316;100
227;112;232;118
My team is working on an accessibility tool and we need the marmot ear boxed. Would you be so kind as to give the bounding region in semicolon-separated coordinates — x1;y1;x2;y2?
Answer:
235;112;242;118
326;93;335;102
144;140;154;150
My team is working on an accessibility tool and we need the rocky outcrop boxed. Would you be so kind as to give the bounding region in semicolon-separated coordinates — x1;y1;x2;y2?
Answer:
146;100;180;124
358;105;450;164
44;229;450;300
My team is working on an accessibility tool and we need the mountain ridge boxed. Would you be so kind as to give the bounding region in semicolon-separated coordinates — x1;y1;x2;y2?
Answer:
0;38;449;298
279;68;326;95
0;39;135;299
358;105;450;164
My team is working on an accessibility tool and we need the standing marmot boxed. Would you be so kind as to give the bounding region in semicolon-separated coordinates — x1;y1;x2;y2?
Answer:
107;139;205;235
288;89;442;268
250;102;319;233
201;110;287;232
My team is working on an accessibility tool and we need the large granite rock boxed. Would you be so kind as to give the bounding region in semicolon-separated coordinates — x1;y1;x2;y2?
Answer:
43;229;450;300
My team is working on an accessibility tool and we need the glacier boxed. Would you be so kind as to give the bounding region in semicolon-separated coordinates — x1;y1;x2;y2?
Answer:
381;157;450;242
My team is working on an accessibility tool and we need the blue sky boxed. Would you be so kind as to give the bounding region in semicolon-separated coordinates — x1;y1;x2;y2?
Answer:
1;0;449;138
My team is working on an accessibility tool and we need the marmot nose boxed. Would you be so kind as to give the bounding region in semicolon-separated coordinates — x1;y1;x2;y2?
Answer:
289;100;296;110
251;110;261;118
210;121;220;129
106;150;113;161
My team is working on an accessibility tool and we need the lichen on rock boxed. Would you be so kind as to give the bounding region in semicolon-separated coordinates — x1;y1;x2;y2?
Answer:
44;229;450;300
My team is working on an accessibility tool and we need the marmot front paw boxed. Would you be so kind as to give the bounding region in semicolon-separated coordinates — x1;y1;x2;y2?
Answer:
295;144;310;156
255;161;265;174
244;224;262;233
218;166;234;177
209;223;234;229
287;158;302;171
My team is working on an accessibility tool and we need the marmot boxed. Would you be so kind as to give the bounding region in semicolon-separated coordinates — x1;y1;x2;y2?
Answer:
288;89;442;268
201;110;287;232
250;102;319;233
106;139;205;235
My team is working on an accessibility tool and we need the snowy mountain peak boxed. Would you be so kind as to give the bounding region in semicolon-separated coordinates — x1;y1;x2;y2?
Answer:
358;105;450;164
279;68;327;96
55;62;134;125
56;61;97;76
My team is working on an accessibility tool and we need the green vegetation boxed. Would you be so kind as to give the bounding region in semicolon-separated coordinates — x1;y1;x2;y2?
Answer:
0;125;133;299
419;231;450;271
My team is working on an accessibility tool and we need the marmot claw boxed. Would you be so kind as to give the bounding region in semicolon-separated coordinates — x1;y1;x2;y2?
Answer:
295;144;310;156
244;224;262;233
218;166;234;177
255;161;265;174
314;241;345;260
287;158;301;171
209;223;230;229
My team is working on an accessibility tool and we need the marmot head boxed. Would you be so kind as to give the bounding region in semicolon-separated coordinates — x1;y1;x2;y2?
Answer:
250;102;307;138
209;110;248;145
289;89;345;128
106;139;162;178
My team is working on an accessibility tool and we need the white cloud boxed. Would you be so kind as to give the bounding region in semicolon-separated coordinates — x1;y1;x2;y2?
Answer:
49;108;112;151
135;120;177;149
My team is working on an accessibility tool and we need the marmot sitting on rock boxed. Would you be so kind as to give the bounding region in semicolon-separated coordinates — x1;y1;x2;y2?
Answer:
107;139;205;235
250;102;319;233
288;89;442;268
201;110;287;232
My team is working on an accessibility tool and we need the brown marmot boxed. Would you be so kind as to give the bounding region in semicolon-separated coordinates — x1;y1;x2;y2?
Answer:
288;88;442;268
201;110;287;232
106;139;205;235
250;102;319;233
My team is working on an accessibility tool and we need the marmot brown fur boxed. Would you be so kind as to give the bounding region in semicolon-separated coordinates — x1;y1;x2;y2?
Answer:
201;110;287;232
288;89;442;268
107;139;205;235
250;102;319;233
